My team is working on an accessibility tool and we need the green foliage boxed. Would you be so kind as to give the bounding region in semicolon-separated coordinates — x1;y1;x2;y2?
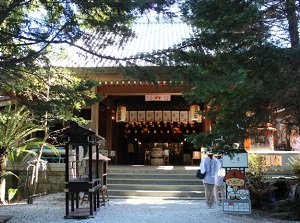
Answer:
0;171;19;180
150;0;300;150
0;105;45;203
8;188;18;203
15;68;102;123
0;0;177;125
6;141;58;170
246;153;276;209
0;105;64;203
6;146;37;170
0;105;45;151
265;199;300;221
248;153;269;177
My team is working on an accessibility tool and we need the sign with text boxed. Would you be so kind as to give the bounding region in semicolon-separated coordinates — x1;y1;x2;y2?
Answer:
222;150;248;168
145;95;171;101
223;169;251;214
222;199;251;214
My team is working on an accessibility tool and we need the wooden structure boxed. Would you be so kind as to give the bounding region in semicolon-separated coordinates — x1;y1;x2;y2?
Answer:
55;18;209;165
60;122;105;219
82;153;110;204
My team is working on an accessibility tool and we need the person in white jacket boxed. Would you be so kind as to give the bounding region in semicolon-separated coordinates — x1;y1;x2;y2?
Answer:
200;151;219;209
214;154;226;206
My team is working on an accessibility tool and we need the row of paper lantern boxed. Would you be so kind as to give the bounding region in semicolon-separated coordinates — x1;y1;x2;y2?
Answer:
116;105;202;123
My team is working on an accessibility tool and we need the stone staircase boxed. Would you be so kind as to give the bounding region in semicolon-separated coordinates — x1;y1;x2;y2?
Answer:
106;165;205;200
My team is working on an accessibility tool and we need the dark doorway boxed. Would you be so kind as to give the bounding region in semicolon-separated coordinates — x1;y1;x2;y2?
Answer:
116;121;202;165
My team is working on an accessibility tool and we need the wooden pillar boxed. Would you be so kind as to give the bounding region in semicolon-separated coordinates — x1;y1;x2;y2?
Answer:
204;119;211;132
90;87;99;134
88;143;93;216
91;103;99;134
65;143;69;217
105;108;113;150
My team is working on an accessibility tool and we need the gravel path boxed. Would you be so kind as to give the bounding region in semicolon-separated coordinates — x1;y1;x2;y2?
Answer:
0;193;298;223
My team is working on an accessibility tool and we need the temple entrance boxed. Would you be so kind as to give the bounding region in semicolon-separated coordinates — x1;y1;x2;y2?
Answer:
116;121;202;165
97;95;206;165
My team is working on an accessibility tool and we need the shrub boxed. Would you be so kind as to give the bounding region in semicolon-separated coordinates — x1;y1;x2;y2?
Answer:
248;153;269;177
246;154;276;209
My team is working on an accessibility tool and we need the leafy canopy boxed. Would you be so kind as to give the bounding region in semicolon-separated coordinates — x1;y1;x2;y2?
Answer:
0;0;177;122
138;0;300;152
177;0;300;151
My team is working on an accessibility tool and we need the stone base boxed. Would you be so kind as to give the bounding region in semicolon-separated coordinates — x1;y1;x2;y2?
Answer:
151;158;164;166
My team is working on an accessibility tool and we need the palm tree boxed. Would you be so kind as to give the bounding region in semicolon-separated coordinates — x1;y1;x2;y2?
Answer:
0;105;44;204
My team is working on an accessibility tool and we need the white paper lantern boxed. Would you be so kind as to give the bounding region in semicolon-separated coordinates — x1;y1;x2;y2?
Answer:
190;105;202;123
116;106;127;122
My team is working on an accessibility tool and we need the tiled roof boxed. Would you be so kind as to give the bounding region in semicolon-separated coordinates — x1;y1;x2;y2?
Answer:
55;16;193;68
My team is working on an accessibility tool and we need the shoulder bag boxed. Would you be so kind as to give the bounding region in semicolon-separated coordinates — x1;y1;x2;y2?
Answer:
196;169;206;179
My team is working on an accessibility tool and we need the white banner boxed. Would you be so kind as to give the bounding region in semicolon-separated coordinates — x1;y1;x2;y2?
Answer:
145;95;171;101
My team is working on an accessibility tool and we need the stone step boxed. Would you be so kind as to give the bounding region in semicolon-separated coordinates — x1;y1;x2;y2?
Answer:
108;183;204;191
108;189;205;199
106;165;205;199
107;165;200;174
108;173;198;179
108;176;202;185
104;165;295;200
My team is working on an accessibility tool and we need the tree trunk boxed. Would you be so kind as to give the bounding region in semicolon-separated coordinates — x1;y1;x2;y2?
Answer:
0;147;7;204
286;0;300;48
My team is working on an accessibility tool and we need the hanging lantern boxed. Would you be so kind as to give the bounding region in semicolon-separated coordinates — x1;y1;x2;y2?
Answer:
116;106;127;122
190;104;202;123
